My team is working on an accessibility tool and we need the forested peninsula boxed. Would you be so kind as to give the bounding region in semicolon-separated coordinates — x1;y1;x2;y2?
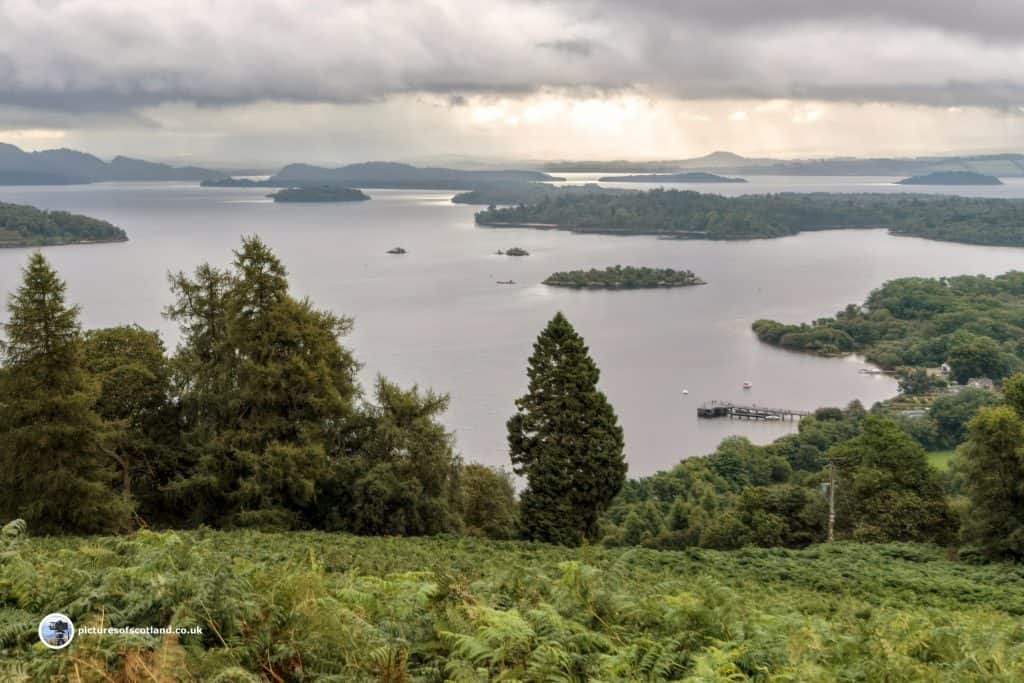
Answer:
475;189;1024;246
0;202;127;247
752;272;1024;382
268;186;370;202
451;181;632;205
544;265;705;289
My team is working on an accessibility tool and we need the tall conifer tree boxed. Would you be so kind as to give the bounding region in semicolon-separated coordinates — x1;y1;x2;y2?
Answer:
508;312;625;545
0;253;131;533
166;237;359;528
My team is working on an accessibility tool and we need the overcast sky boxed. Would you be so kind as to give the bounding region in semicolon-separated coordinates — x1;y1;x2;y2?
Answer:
2;0;1024;166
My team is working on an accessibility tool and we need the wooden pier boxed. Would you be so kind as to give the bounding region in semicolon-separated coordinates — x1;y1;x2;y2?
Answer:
697;400;811;421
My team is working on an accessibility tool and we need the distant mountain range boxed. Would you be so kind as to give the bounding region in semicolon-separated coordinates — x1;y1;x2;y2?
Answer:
0;143;228;184
269;161;562;188
543;150;1024;177
202;161;563;190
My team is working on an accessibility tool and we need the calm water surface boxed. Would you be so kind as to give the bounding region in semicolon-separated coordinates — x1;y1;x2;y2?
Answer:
2;178;1023;476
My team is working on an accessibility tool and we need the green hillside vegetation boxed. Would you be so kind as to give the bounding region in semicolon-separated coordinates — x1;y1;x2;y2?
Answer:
544;265;705;289
268;186;370;202
752;272;1024;382
474;189;1024;246
599;403;960;551
2;522;1023;681
0;202;127;247
5;240;1024;679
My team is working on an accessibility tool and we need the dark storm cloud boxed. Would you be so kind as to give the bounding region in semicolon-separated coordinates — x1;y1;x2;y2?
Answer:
1;0;1023;113
613;0;1024;43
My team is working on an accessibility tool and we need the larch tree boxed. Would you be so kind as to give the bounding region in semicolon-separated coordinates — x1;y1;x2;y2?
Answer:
0;253;132;533
508;312;626;545
165;236;360;528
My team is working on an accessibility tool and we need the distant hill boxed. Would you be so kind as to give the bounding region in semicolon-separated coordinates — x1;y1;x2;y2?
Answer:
897;171;1003;186
543;151;1024;177
268;161;563;189
0;142;228;184
674;151;778;169
598;171;746;183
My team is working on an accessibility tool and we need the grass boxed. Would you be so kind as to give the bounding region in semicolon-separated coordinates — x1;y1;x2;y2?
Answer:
928;450;958;471
2;527;1023;680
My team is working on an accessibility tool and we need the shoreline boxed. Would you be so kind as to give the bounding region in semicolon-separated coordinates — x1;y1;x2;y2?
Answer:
0;236;129;249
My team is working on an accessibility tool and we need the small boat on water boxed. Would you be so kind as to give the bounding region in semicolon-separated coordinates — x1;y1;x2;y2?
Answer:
496;280;515;285
742;381;753;389
682;389;689;395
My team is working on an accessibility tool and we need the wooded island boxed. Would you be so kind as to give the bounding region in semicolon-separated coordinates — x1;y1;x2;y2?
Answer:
268;186;371;202
544;265;705;289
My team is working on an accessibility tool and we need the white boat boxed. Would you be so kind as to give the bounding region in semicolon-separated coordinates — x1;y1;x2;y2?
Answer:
742;381;753;389
682;389;689;395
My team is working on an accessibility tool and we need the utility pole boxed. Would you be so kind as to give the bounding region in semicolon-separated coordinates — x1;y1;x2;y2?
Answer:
827;462;836;543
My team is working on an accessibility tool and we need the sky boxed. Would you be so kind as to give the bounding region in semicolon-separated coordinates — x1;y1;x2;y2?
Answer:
2;0;1024;166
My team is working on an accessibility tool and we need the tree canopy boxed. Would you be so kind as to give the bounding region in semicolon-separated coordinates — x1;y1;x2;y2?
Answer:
958;371;1024;560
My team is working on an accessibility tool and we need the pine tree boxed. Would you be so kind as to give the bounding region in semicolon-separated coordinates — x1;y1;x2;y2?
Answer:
508;312;625;545
0;253;132;533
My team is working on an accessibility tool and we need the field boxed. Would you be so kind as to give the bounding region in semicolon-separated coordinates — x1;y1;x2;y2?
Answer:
927;450;958;472
2;527;1024;681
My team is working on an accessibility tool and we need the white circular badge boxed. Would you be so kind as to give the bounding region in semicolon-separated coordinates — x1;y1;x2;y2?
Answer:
38;613;74;650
